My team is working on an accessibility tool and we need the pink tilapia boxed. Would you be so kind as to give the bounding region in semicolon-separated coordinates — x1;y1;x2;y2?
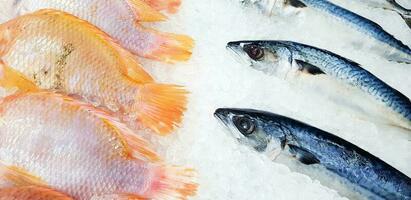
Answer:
0;91;197;200
7;0;193;63
0;10;187;135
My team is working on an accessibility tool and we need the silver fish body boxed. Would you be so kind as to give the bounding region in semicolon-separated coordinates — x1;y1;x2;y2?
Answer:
242;0;411;63
227;40;411;129
214;108;411;200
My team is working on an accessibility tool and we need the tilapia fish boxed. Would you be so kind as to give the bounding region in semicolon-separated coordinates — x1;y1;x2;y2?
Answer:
0;10;187;135
0;92;197;200
0;186;72;200
214;108;411;199
227;40;411;129
243;0;411;63
4;0;193;63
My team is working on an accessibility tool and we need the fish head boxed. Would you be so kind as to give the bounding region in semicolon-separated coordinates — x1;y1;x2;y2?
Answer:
227;40;294;76
214;108;287;153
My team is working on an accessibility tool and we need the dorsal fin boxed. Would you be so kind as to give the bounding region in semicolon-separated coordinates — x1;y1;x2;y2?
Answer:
26;9;154;84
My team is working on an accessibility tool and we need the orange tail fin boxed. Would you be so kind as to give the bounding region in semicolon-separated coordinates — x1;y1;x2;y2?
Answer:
144;27;194;63
143;0;181;14
133;83;188;135
147;166;197;200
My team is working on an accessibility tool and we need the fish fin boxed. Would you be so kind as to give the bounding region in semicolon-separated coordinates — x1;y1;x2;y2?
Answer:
380;1;411;29
101;118;161;162
286;0;307;8
147;166;197;200
143;0;181;14
91;194;145;200
294;60;325;75
134;83;188;135
288;145;320;165
61;93;161;162
99;25;154;83
140;25;194;63
0;186;73;200
0;61;39;93
0;162;47;187
399;13;411;29
386;53;411;64
126;0;167;21
115;45;154;84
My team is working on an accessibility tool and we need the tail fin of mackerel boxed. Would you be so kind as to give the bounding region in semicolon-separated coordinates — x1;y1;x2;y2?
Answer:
386;0;411;29
399;12;411;29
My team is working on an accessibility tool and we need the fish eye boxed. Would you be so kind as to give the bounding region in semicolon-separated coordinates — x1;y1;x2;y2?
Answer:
233;116;255;136
243;44;264;61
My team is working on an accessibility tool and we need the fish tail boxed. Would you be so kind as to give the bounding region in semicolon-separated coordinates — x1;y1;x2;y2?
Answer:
134;83;188;135
398;12;411;29
148;166;197;200
143;0;181;14
384;0;411;28
143;27;194;63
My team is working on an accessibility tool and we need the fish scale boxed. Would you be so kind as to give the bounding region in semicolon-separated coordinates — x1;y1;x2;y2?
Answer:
281;41;411;121
227;40;411;128
214;108;411;199
0;10;188;135
0;92;197;199
8;0;193;63
299;0;411;56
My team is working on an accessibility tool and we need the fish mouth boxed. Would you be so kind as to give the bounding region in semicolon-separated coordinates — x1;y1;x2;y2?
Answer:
214;108;244;140
226;42;253;66
214;108;230;127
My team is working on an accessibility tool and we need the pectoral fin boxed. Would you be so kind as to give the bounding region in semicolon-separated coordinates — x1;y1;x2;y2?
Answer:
288;145;320;165
0;61;39;93
0;162;47;187
286;0;307;8
295;60;325;75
